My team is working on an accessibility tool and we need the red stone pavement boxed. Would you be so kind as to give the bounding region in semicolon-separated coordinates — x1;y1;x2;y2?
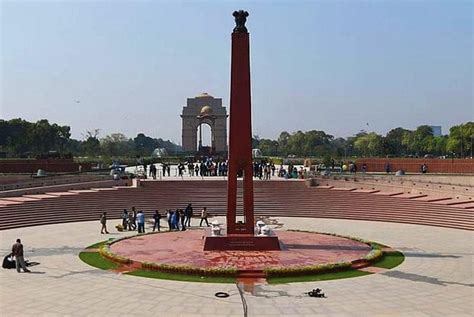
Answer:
110;230;371;270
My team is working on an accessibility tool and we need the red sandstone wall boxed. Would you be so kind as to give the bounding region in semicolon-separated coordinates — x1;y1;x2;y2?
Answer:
355;158;474;174
0;159;91;173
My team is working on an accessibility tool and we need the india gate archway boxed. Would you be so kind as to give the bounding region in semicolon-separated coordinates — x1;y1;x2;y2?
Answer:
181;93;228;155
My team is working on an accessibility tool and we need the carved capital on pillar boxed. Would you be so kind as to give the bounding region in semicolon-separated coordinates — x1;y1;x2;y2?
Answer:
233;10;249;33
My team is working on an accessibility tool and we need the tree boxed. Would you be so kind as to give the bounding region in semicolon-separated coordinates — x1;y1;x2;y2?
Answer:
412;125;434;155
353;132;384;157
133;133;157;157
385;127;411;156
277;131;291;156
447;122;474;157
100;133;130;157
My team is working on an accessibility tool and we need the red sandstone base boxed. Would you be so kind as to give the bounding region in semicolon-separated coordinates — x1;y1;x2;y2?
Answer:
110;230;372;272
203;234;281;251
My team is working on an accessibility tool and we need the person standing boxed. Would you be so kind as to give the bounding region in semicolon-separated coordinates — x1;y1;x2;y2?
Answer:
421;163;428;174
200;207;209;226
121;209;129;230
166;209;173;231
162;163;166;177
152;210;161;232
11;239;30;273
172;209;179;230
185;203;193;227
179;209;186;231
137;210;145;233
131;207;137;231
100;212;109;234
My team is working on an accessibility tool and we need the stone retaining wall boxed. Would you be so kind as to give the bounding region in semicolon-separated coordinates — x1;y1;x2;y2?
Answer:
355;158;473;174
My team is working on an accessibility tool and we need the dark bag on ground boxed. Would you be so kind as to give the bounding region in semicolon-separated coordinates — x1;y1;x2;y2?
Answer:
2;253;16;269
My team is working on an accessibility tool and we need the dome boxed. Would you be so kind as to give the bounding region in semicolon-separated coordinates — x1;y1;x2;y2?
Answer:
200;105;213;115
196;92;213;98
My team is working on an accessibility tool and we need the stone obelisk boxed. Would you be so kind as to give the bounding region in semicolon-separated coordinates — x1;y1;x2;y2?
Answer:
226;10;254;235
204;11;280;250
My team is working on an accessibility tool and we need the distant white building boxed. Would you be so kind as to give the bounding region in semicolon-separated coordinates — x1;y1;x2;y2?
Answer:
430;126;442;137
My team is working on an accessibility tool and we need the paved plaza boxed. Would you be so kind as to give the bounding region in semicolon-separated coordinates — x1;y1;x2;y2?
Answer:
0;217;472;316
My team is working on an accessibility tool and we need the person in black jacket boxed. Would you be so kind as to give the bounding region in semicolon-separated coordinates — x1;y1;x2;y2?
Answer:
184;204;193;227
152;210;161;232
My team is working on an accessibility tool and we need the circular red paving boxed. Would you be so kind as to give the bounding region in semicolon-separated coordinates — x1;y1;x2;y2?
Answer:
110;230;372;270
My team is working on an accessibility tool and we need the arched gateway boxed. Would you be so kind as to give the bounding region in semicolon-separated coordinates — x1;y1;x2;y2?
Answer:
181;93;228;154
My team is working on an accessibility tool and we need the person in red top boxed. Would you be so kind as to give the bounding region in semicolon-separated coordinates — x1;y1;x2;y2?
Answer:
11;239;30;273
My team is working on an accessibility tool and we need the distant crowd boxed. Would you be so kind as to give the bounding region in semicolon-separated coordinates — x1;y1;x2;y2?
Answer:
134;157;432;181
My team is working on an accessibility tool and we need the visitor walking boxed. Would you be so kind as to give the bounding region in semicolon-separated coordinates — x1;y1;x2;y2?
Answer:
100;212;109;234
152;210;161;232
11;239;30;273
200;207;209;226
137;210;145;233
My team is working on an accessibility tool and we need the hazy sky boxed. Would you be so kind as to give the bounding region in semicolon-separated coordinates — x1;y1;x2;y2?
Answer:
1;0;472;143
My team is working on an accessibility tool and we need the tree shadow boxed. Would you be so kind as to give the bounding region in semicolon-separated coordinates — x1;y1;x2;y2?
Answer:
282;244;369;251
403;252;461;259
382;270;474;287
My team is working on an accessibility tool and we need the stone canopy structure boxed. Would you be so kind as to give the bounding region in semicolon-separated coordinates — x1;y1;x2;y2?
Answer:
180;93;228;154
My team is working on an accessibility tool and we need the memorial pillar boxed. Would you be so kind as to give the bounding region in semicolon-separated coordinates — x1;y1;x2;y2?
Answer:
226;10;254;235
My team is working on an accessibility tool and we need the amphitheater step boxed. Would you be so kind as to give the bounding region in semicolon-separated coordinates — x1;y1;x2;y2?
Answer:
444;199;474;206
353;189;380;193
414;196;452;202
394;193;428;199
22;194;60;199
373;191;404;196
0;180;472;231
45;192;79;196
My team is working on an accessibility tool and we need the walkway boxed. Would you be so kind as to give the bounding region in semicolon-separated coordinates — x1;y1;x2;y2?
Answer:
0;217;472;316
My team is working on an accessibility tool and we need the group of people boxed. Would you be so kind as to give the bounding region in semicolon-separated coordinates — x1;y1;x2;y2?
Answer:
253;162;276;180
165;205;210;230
100;204;211;234
183;159;229;177
118;208;150;233
165;204;208;230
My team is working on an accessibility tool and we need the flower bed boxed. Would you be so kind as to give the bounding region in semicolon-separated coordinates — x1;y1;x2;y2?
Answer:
264;261;352;277
142;262;237;277
99;245;132;265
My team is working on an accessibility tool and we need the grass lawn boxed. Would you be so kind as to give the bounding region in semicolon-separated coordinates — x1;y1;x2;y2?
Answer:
79;252;119;270
126;269;236;283
267;269;371;284
86;240;111;249
372;251;405;269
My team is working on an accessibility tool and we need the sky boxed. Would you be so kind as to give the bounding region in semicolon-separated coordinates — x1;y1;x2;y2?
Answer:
1;0;472;144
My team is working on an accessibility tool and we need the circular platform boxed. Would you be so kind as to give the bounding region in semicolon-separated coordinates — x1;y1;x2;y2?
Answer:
109;230;372;271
